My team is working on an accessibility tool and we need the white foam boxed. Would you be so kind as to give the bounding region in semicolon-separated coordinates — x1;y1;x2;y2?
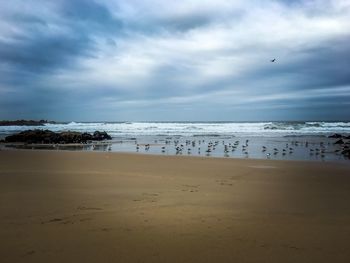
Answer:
1;122;349;137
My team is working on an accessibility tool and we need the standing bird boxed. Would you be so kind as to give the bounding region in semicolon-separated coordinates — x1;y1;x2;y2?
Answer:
271;58;276;62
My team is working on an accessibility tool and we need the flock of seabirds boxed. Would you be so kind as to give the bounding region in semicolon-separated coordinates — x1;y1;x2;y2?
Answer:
130;138;334;159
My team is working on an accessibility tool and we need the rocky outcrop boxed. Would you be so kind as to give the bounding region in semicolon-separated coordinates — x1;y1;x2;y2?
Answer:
328;133;343;138
4;130;112;144
0;120;56;126
328;133;350;139
342;149;350;158
92;131;112;141
334;139;345;145
330;136;350;159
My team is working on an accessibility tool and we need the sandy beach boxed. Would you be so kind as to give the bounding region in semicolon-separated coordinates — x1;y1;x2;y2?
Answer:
1;150;350;262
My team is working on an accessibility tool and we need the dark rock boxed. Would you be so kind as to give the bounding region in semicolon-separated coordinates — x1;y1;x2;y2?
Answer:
341;149;350;157
92;131;112;140
5;130;112;144
5;130;55;144
343;135;350;139
328;133;343;138
59;131;83;144
334;139;344;145
81;132;94;142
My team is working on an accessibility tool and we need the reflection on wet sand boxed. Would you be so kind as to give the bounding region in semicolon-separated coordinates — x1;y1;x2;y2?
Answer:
2;135;349;163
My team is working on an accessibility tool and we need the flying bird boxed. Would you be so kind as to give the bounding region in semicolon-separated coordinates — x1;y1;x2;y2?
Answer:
271;58;276;62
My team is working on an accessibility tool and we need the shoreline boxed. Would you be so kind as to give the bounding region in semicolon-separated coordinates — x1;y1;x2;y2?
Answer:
1;140;349;164
1;147;350;165
1;124;349;162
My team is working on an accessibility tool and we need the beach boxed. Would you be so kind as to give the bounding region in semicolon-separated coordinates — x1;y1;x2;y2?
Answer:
1;150;350;262
1;121;349;162
2;0;350;261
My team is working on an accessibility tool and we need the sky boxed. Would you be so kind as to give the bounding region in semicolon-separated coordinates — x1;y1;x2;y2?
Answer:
0;0;350;121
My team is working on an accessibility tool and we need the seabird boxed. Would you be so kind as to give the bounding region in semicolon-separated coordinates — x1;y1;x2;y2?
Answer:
271;58;276;62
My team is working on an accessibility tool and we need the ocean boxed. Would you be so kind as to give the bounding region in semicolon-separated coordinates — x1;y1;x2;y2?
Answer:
1;121;350;138
1;121;349;162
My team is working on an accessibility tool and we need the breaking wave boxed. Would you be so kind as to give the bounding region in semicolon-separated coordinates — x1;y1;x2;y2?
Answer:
1;121;350;138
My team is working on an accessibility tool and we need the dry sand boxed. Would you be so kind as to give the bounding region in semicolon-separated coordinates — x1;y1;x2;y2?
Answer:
1;150;350;262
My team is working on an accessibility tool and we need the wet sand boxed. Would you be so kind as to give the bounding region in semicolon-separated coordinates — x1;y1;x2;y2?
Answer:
1;150;350;262
2;135;349;162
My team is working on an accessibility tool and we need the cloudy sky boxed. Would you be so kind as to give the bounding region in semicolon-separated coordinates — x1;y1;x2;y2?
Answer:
0;0;350;121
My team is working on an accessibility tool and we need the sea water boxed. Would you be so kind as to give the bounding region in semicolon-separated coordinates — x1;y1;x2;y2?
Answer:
1;121;349;162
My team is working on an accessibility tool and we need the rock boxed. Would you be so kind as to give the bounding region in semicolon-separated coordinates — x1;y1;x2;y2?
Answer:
81;132;94;142
5;130;56;144
59;131;83;144
5;130;112;144
343;135;350;139
328;133;343;138
334;139;344;145
92;131;112;140
341;149;350;157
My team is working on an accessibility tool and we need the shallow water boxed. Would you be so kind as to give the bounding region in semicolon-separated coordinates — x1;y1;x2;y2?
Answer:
2;135;349;163
1;121;349;162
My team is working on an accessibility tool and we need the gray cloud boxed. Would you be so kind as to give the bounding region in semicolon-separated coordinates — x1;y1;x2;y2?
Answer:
60;0;123;34
0;0;122;73
0;0;350;121
0;32;92;72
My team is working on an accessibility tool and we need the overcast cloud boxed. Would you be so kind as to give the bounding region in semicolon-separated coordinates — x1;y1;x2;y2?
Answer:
0;0;349;121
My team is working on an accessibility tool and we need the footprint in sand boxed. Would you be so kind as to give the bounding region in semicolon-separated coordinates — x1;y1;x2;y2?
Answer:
181;184;200;192
22;250;35;257
216;179;233;186
41;218;64;224
45;218;74;225
42;214;93;225
77;206;103;211
49;218;63;222
133;193;160;203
